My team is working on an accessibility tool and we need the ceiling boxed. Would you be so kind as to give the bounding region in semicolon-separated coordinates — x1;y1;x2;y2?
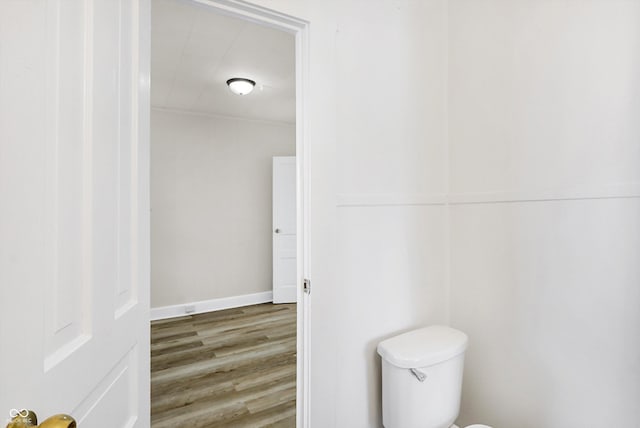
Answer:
151;0;295;123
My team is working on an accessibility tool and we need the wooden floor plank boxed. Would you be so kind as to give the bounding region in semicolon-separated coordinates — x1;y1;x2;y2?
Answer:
151;321;295;369
151;352;296;397
150;303;296;427
213;399;297;428
150;311;296;352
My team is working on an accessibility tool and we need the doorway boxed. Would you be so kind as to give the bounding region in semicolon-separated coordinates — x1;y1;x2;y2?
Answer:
149;0;309;426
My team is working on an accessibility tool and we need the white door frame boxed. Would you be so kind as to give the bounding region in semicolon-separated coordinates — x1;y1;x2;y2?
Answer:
155;1;311;426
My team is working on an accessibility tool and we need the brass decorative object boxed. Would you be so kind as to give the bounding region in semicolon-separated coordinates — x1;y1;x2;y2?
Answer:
6;410;75;428
6;409;37;428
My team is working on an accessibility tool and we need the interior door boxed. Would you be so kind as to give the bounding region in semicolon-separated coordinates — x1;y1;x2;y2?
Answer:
0;1;150;426
272;156;297;304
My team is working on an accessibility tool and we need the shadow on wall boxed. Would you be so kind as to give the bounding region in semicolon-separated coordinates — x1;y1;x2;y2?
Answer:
366;336;385;427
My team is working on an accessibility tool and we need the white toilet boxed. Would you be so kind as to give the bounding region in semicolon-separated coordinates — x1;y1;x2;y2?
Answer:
377;325;492;428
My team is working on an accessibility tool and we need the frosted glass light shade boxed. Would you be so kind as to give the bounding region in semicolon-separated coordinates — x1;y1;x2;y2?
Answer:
226;78;255;95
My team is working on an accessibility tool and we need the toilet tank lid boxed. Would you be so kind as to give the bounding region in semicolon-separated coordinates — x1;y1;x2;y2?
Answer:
377;325;468;368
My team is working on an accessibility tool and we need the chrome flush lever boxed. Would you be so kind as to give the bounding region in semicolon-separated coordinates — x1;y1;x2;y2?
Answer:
410;368;427;382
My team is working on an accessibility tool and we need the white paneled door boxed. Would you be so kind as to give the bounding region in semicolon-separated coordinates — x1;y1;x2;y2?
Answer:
272;157;297;304
0;1;150;426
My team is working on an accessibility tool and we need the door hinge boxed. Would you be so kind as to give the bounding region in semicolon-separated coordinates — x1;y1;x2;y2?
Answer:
303;278;311;295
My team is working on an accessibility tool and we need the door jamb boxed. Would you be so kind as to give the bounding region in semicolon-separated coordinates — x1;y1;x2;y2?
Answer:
161;1;311;426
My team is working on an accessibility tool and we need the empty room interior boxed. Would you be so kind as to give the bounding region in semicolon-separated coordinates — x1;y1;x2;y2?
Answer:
2;0;639;427
149;0;297;426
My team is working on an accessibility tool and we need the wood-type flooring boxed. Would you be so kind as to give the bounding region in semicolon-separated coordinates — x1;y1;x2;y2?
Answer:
151;303;297;427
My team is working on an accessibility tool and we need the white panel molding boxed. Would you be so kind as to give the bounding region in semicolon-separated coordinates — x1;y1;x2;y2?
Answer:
115;0;140;319
150;291;274;321
448;183;640;205
44;0;91;361
73;346;138;427
336;184;640;208
336;193;448;207
44;334;92;373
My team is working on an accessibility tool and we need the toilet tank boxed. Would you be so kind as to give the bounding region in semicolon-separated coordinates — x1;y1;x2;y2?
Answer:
377;326;468;428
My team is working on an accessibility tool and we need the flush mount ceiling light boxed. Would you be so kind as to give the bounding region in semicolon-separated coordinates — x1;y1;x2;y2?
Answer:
226;78;256;96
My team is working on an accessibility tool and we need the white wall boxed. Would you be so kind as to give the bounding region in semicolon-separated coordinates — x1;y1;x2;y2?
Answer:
246;1;449;426
151;108;295;308
333;1;448;425
448;1;640;426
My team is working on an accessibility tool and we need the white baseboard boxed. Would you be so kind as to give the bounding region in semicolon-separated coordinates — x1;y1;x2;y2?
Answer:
150;291;273;321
